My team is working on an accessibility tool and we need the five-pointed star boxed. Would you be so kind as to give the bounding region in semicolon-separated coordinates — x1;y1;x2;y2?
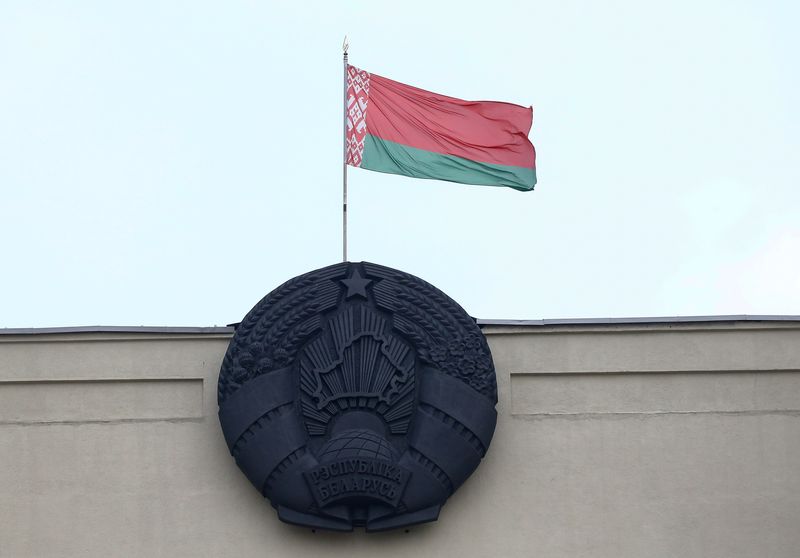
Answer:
341;270;372;299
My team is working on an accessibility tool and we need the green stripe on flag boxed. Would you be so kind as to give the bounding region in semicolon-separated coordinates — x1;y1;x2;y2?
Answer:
360;135;536;192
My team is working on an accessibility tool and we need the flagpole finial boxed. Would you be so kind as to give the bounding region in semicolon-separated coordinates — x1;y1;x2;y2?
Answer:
342;35;349;55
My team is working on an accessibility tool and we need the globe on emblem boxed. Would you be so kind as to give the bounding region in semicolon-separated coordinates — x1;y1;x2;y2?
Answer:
318;430;397;462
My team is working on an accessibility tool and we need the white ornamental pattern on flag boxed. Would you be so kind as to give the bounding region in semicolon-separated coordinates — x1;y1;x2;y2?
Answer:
346;66;370;167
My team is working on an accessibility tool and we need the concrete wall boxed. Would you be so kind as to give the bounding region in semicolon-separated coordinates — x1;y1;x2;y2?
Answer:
1;320;799;557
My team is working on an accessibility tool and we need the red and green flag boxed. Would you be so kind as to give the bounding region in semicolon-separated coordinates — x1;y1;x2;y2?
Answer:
345;65;536;192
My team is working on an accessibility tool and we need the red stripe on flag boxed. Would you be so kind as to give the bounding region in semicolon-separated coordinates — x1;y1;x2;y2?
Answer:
365;72;535;169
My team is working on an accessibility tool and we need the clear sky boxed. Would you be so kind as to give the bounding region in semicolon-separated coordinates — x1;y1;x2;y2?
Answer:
1;1;798;327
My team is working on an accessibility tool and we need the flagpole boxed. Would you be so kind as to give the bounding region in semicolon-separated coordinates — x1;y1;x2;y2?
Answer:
342;37;349;262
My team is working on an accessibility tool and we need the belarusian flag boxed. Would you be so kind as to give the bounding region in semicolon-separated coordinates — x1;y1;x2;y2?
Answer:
346;65;536;192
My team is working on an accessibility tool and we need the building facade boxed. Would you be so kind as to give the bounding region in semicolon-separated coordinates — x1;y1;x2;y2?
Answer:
2;317;799;557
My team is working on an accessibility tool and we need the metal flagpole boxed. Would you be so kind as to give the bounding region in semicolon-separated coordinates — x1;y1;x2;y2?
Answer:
342;36;349;262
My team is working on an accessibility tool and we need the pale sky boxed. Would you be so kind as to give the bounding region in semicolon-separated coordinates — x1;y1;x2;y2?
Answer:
1;1;798;327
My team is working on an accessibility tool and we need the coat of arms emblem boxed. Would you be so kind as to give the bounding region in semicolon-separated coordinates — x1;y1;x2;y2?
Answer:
217;262;497;531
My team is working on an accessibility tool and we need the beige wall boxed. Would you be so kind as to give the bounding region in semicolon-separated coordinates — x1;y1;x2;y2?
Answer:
2;320;799;557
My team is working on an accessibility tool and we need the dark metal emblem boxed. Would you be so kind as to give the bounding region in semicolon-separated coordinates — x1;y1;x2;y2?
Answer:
217;262;497;531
